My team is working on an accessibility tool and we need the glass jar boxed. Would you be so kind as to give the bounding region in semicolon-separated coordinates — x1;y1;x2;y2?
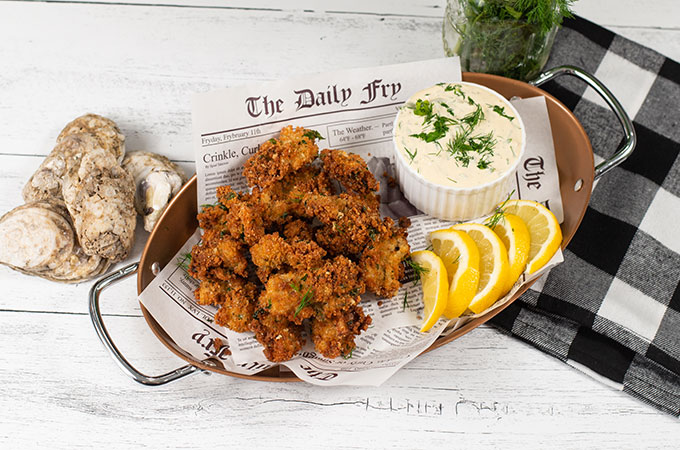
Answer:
443;0;560;81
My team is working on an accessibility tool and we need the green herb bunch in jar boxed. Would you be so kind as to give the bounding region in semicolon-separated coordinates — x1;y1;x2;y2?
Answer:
443;0;575;81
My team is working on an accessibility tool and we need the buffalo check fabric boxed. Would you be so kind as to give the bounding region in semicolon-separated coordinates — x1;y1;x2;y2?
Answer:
489;16;680;416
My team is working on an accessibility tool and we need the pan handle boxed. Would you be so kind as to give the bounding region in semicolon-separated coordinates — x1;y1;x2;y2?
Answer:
530;65;637;180
88;262;203;386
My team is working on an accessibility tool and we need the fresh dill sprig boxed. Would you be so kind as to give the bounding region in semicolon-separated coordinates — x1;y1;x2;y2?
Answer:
440;101;457;118
342;349;354;360
492;105;515;121
404;146;417;164
303;130;325;141
461;103;484;128
200;201;228;211
446;128;472;167
291;274;312;316
405;258;429;285
410;115;454;143
485;190;515;229
450;84;465;98
176;252;192;271
295;288;313;316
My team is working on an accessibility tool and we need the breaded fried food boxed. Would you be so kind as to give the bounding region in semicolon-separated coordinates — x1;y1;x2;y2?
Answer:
189;126;413;363
308;255;365;318
320;149;379;195
197;185;265;246
189;228;248;278
250;232;326;282
359;217;411;298
282;219;314;242
243;126;323;189
252;165;333;226
311;308;372;359
257;271;315;324
256;256;363;326
194;275;257;332
250;313;305;362
303;192;383;256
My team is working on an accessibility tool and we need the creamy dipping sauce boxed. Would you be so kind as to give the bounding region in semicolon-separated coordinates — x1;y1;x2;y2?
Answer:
394;83;523;188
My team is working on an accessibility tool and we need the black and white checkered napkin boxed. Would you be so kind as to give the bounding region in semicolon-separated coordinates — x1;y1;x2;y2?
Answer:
489;16;680;416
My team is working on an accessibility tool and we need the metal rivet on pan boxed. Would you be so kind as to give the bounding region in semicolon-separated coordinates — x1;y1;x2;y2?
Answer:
151;262;160;276
574;179;583;192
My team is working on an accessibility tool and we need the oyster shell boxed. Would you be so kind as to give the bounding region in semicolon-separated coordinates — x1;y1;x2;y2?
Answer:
0;201;109;283
122;151;187;231
22;133;102;203
0;202;74;271
23;114;125;203
63;146;137;262
57;113;126;162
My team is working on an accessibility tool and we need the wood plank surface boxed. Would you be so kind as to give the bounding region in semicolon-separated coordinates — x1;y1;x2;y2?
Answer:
1;1;679;449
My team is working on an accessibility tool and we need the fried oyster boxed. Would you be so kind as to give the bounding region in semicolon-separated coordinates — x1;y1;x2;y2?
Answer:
189;128;410;363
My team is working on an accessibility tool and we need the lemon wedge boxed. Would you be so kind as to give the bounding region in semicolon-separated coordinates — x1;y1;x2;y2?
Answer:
451;223;510;314
430;229;480;319
489;213;530;294
410;250;449;332
503;200;563;274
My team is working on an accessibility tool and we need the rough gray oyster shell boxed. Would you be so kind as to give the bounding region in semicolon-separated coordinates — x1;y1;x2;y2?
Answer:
63;145;137;262
0;201;110;283
122;151;187;232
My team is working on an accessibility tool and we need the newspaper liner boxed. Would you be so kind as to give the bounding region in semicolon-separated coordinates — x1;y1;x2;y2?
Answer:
140;58;565;385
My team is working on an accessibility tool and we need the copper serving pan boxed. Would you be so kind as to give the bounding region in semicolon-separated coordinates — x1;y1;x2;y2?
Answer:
89;66;636;385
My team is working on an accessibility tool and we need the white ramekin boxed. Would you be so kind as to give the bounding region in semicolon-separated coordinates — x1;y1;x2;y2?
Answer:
393;82;526;222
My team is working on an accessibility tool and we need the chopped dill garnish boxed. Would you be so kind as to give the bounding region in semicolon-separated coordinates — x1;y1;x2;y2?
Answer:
405;258;429;285
404;146;417;164
477;158;492;170
467;96;476;106
303;130;325;141
268;138;277;144
446;128;473;167
402;291;409;311
252;307;266;319
461;103;484;128
342;349;353;360
450;84;465;98
446;129;496;169
410;115;454;143
440;101;457;117
176;252;192;271
295;288;314;316
200;200;228;210
492;105;515;121
485;190;515;229
447;177;458;183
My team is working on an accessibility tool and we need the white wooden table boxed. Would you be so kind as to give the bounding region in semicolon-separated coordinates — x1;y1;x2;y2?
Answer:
1;1;679;448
